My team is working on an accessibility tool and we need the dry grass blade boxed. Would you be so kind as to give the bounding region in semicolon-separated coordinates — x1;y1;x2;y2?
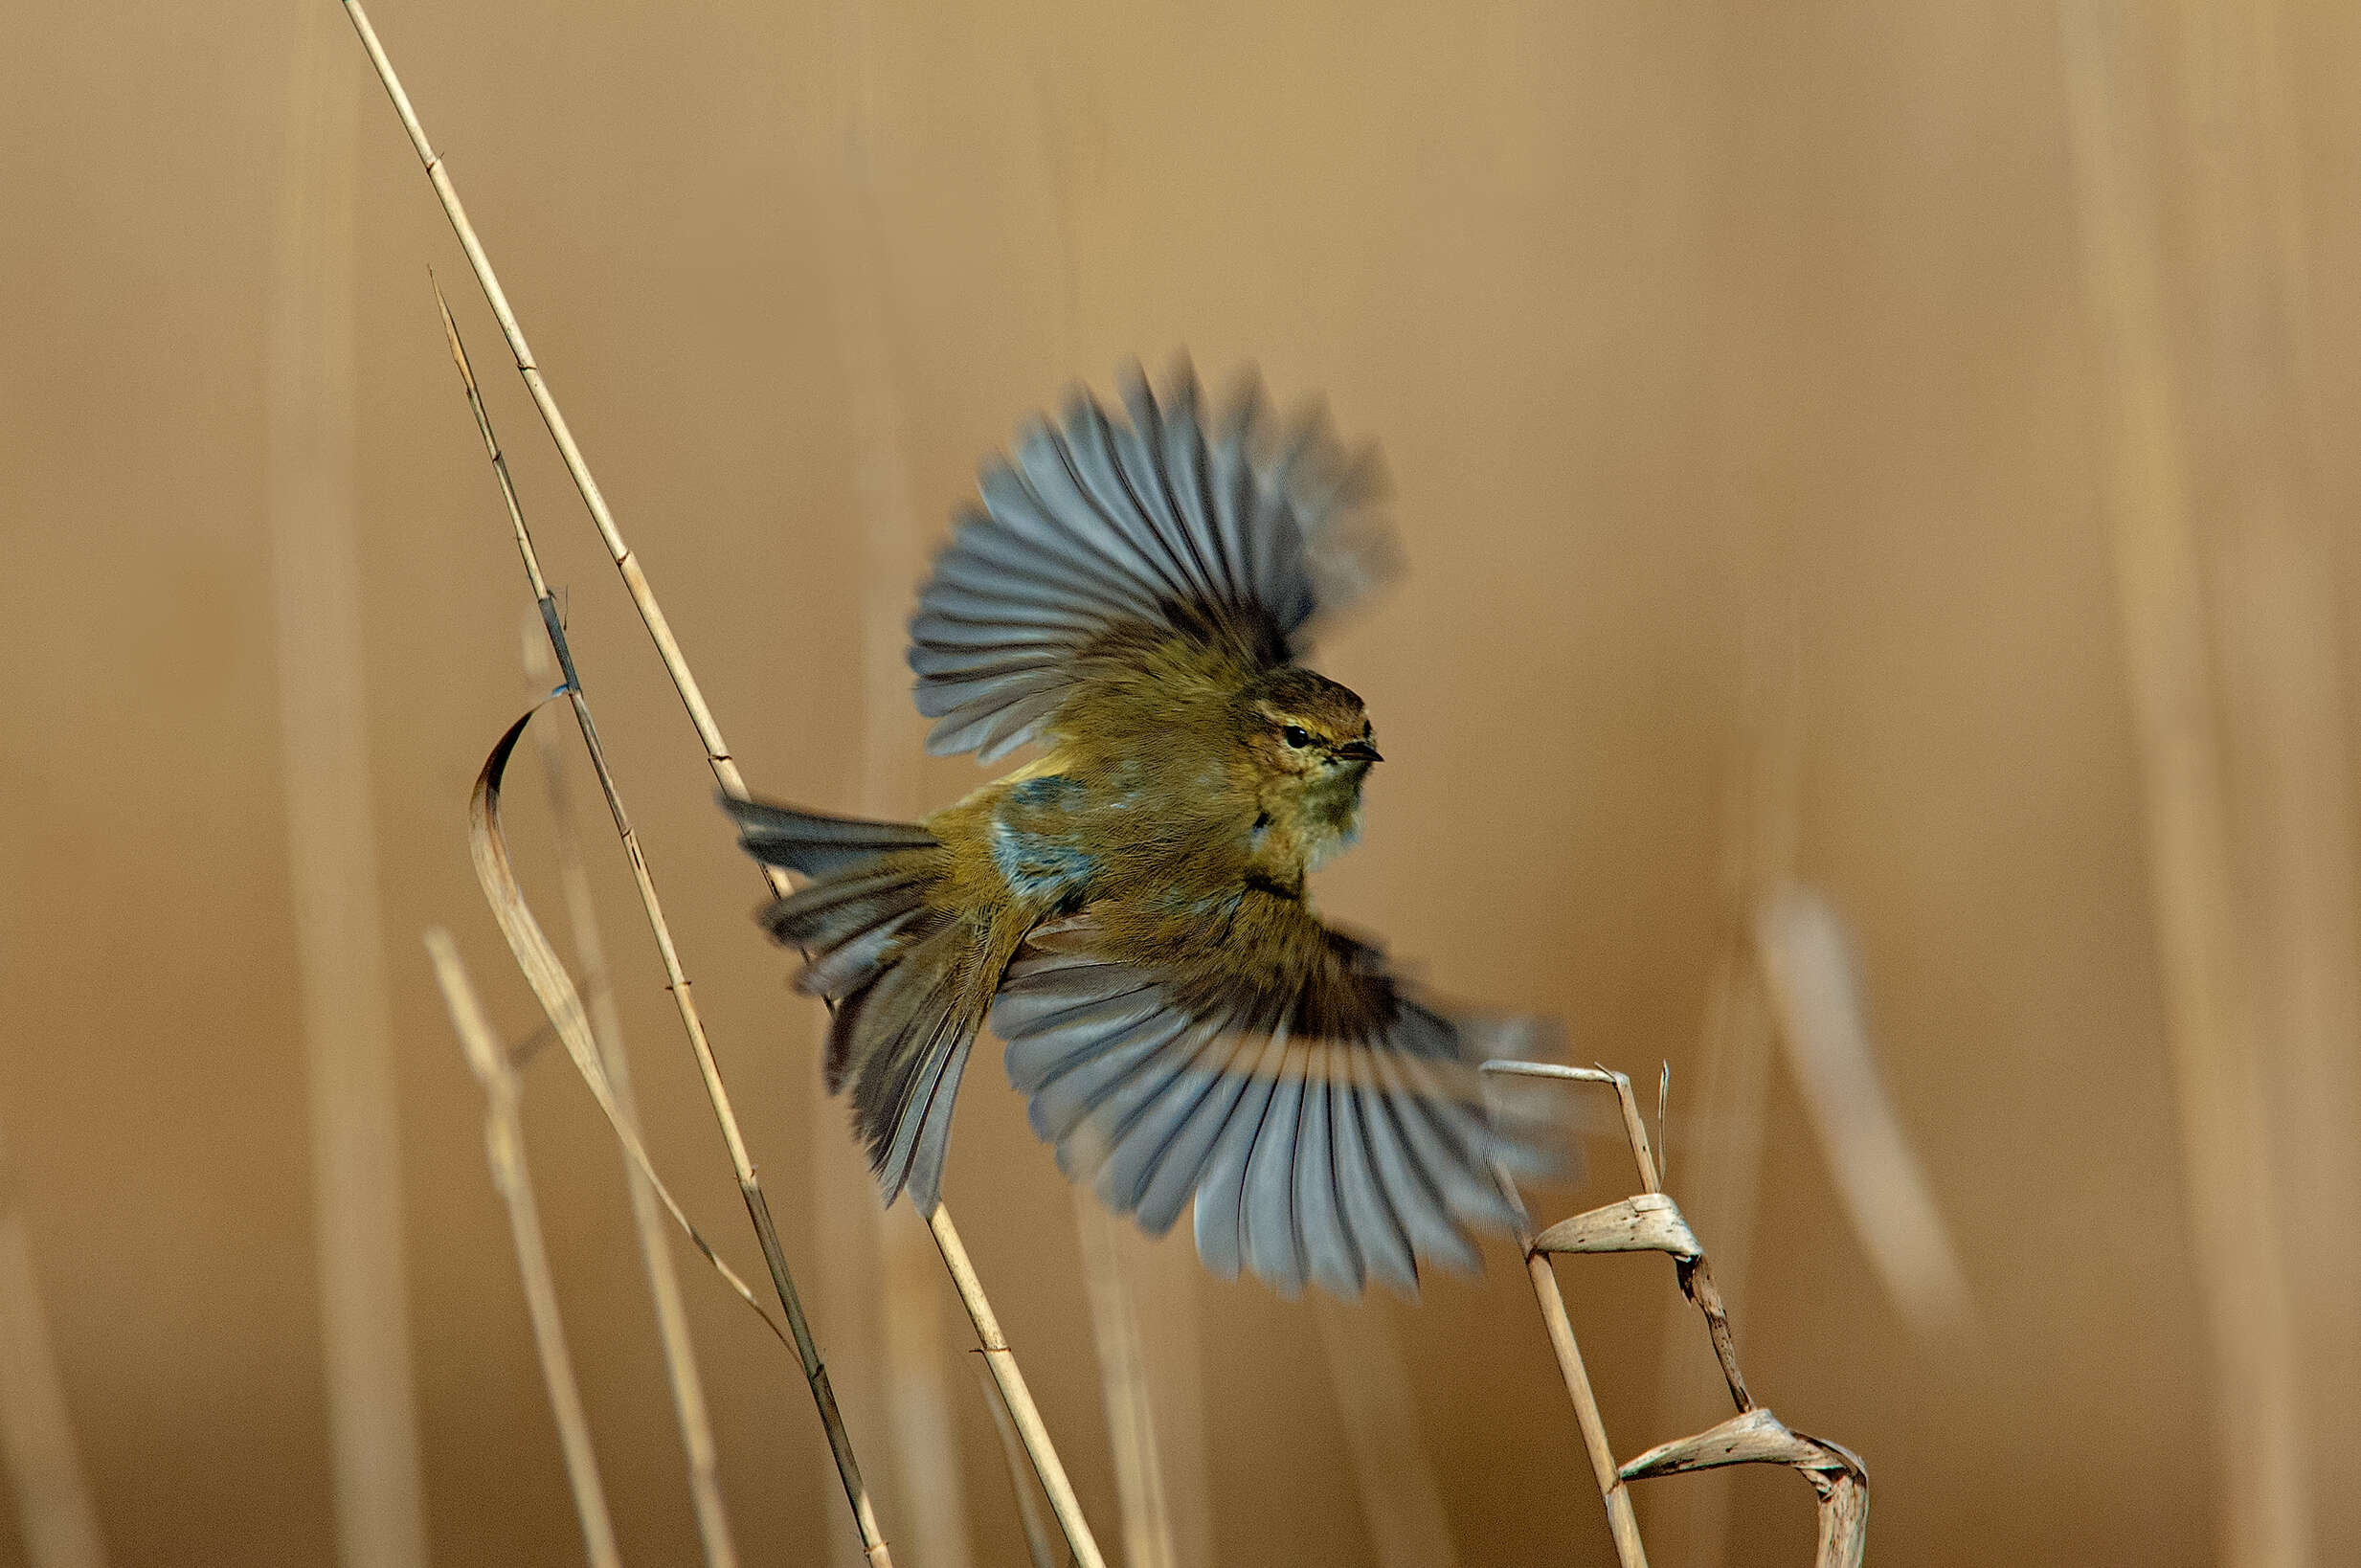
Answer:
524;631;738;1568
467;708;784;1346
430;280;891;1565
1486;1060;1867;1567
344;3;1098;1554
425;930;622;1568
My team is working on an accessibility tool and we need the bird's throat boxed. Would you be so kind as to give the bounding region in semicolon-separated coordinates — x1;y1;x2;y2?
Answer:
1253;770;1368;885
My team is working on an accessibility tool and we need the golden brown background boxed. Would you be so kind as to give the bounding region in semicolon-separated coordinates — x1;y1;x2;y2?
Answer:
5;1;2358;1564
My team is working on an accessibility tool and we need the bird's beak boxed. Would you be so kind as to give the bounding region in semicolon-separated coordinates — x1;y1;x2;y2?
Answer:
1335;740;1383;764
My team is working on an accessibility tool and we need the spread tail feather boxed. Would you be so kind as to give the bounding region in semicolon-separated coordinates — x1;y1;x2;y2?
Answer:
728;795;992;1211
723;795;941;879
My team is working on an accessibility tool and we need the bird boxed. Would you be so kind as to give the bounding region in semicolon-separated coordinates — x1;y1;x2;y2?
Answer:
725;359;1556;1296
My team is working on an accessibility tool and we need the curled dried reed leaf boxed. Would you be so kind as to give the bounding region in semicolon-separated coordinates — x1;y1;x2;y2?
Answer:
1619;1406;1861;1482
1621;1409;1868;1568
465;705;789;1351
1531;1195;1699;1261
427;274;890;1564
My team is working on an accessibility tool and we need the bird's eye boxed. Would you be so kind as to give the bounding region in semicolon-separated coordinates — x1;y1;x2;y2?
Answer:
1281;725;1312;749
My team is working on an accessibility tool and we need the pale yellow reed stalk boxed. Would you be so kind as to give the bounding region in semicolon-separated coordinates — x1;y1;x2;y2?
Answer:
269;10;423;1564
522;631;738;1568
2169;2;2361;1535
425;931;622;1568
929;1206;1108;1568
2057;6;2311;1562
340;8;1108;1559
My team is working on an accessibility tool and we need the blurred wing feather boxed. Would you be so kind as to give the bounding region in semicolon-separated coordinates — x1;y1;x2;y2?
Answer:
990;908;1549;1296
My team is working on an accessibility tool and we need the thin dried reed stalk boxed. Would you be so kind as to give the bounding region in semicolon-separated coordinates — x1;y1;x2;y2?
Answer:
426;930;622;1568
1488;1061;1865;1568
340;9;1108;1561
269;9;424;1564
522;632;739;1568
928;1206;1108;1568
0;1127;104;1568
2057;6;2311;1562
428;284;891;1564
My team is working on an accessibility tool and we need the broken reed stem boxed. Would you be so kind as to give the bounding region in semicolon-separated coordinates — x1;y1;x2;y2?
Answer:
929;1206;1109;1568
1487;1061;1865;1567
524;632;738;1568
342;6;1104;1558
429;286;888;1566
426;930;622;1568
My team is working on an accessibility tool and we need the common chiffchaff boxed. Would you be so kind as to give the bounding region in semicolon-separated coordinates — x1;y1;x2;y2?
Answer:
728;361;1553;1296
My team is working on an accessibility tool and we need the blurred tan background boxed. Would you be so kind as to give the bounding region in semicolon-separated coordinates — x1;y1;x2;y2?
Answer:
6;0;2361;1563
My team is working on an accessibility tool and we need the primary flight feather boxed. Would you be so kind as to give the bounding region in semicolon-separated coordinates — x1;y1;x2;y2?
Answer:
727;359;1552;1296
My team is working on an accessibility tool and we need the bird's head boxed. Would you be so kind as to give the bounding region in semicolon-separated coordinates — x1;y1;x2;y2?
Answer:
1244;668;1382;775
1237;667;1381;869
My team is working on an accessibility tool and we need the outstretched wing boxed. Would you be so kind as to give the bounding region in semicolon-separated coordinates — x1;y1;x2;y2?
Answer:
989;907;1559;1297
911;359;1394;762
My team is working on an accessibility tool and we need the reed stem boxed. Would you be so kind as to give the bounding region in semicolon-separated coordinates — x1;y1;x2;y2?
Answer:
342;6;1106;1557
427;276;888;1563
